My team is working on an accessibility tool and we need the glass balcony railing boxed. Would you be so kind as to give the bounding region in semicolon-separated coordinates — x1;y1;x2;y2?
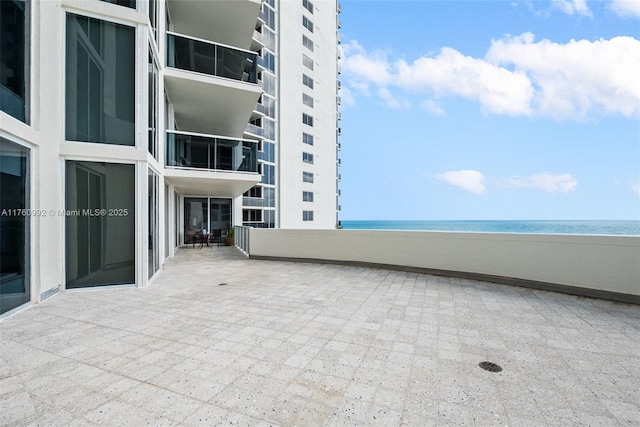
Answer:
166;33;258;84
244;123;265;138
166;131;258;173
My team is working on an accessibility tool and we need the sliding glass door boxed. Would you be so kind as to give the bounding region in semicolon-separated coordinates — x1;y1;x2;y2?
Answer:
65;161;135;288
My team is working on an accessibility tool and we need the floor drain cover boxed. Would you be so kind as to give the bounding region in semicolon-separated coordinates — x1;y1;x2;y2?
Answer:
218;283;228;286
479;361;502;372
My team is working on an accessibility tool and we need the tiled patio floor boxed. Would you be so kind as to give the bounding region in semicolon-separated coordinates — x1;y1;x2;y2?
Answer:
1;247;639;426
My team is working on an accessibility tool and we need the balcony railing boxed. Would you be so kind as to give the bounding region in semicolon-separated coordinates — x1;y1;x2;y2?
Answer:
166;131;258;173
167;32;258;84
244;123;265;138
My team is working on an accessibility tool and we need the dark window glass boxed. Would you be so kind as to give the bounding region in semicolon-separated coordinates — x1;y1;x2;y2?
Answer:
303;171;314;183
66;13;135;145
303;93;314;107
303;0;314;14
303;133;314;145
303;35;313;51
1;0;28;122
65;161;135;288
0;138;30;313
303;191;314;202
302;113;313;126
302;74;314;89
303;16;313;33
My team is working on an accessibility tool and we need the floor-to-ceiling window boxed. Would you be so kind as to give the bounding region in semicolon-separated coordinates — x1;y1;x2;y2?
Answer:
1;0;29;123
164;183;170;259
65;13;135;145
0;138;29;314
65;161;135;288
183;197;232;245
184;198;208;245
148;169;159;278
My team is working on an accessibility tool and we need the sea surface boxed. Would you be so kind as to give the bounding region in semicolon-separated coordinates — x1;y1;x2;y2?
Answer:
341;220;640;236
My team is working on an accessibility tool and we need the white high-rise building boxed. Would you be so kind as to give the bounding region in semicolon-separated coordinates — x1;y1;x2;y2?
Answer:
0;0;341;316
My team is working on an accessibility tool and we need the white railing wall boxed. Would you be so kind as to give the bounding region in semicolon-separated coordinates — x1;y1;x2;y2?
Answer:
235;225;251;255
247;229;640;302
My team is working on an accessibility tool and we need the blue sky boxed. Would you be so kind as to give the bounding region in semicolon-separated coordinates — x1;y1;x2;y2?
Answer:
337;0;640;220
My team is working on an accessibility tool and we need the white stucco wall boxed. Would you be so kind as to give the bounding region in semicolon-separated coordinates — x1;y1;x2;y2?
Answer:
249;229;640;298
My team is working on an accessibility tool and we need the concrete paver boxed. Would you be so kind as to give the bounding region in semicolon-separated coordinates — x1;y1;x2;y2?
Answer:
1;246;639;426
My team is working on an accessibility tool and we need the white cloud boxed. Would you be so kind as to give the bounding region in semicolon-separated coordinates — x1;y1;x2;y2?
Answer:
396;48;534;116
551;0;592;17
437;170;487;194
487;33;640;120
339;86;356;108
502;173;578;193
421;99;445;116
341;33;640;121
341;40;392;89
608;0;640;18
378;87;409;109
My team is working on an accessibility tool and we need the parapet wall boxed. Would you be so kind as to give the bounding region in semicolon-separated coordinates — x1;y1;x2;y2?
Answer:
248;229;640;303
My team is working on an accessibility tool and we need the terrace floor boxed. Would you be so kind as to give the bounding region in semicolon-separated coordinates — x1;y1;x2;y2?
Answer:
1;247;639;426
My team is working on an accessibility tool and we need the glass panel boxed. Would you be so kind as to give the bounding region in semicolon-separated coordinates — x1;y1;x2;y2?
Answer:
0;0;28;122
65;161;135;288
66;14;135;145
148;51;158;158
209;199;231;233
184;198;208;243
0;138;29;313
167;34;257;83
165;133;258;173
164;183;169;258
148;169;158;279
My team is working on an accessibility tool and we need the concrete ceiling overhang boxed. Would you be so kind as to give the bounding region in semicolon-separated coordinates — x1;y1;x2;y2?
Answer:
164;168;260;198
164;70;262;138
167;0;262;50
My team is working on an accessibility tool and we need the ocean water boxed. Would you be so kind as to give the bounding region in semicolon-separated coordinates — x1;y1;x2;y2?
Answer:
341;220;640;236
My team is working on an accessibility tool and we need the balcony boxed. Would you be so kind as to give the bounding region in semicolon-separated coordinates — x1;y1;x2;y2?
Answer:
165;33;262;137
244;123;265;139
164;131;260;197
166;0;261;50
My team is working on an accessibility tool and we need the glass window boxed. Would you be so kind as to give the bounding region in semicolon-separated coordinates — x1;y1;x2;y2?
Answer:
303;132;314;145
148;169;159;279
66;13;135;145
303;93;314;108
302;74;314;89
303;16;313;33
148;51;158;158
263;73;275;96
302;113;313;126
243;209;262;222
184;198;208;243
261;164;275;185
303;0;314;14
302;54;314;70
65;161;135;288
303;152;314;164
303;191;314;202
303;171;314;183
1;0;29;123
303;210;314;221
302;35;313;52
262;51;275;73
0;138;30;314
